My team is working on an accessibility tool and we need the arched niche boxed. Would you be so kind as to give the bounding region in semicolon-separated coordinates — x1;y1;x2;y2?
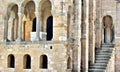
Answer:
102;15;114;44
7;3;18;41
67;57;72;69
21;0;35;41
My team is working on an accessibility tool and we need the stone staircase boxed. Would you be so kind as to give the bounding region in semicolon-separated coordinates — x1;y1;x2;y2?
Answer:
89;44;114;72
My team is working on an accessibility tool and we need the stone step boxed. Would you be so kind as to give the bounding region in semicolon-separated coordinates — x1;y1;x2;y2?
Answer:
95;57;110;60
95;60;108;63
96;49;113;52
101;44;114;47
89;69;105;72
96;48;113;51
96;54;110;57
95;58;109;61
96;53;111;55
96;52;112;56
93;63;107;66
89;44;114;71
89;65;106;69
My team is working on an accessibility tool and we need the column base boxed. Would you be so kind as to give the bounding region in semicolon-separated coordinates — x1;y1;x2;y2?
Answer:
16;37;22;42
81;67;88;72
34;37;42;42
4;38;9;42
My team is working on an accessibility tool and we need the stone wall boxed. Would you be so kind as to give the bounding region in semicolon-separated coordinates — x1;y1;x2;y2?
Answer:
0;0;73;72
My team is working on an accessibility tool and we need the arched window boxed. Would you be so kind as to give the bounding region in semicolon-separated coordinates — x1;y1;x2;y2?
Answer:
39;0;52;41
23;54;31;69
40;55;48;69
4;3;18;42
67;57;71;69
32;18;36;32
8;54;15;68
22;1;35;41
102;15;114;44
46;16;53;40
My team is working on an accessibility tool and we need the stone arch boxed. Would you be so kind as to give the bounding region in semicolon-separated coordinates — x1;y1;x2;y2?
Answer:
7;54;15;68
40;54;48;69
6;3;18;41
67;57;72;69
39;0;52;40
23;54;31;69
21;0;36;41
102;15;114;44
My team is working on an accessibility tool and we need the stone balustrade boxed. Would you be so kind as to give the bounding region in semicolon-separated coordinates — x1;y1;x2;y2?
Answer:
30;32;47;42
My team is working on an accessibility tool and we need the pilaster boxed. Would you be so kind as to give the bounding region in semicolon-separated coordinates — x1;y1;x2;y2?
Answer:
81;0;89;71
72;0;81;72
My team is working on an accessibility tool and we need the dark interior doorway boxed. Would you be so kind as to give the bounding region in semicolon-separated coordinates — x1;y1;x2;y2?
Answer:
46;16;53;40
40;55;48;69
24;55;31;69
32;18;36;32
8;54;15;68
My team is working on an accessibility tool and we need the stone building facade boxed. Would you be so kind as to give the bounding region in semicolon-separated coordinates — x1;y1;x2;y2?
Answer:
0;0;120;72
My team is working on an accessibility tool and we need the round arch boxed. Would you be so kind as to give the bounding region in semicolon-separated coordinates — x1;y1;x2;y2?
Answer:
40;54;48;69
23;54;31;69
7;3;18;18
21;0;36;41
6;3;18;41
102;15;114;44
7;54;15;68
39;0;53;40
21;0;36;14
38;0;53;10
67;57;72;69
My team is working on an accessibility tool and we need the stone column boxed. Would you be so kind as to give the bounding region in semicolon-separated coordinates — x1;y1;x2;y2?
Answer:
16;8;23;42
89;0;96;64
95;0;102;48
4;15;9;42
72;0;81;72
11;18;15;41
81;0;89;71
34;6;41;41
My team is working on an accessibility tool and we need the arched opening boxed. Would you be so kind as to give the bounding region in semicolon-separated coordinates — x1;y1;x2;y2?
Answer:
40;55;48;69
67;57;71;69
7;4;18;41
23;54;31;69
8;54;15;68
67;6;72;39
32;17;36;32
102;15;114;44
39;0;52;40
46;16;53;40
22;1;35;41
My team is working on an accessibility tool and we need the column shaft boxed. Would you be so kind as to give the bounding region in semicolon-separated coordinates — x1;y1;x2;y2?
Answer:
4;15;9;42
16;12;22;42
72;0;81;72
89;0;96;64
81;0;89;71
35;8;41;41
